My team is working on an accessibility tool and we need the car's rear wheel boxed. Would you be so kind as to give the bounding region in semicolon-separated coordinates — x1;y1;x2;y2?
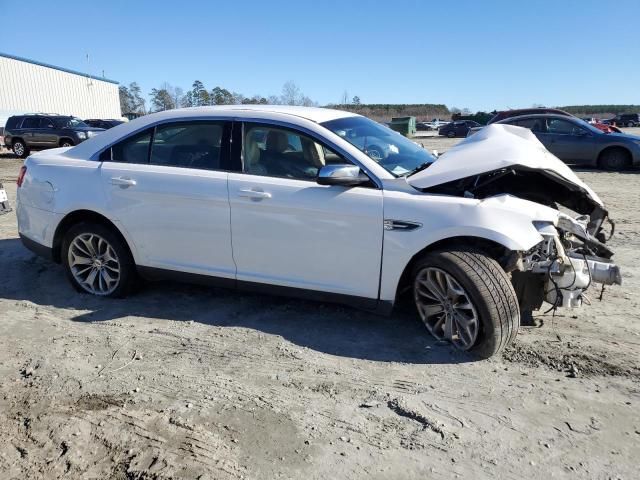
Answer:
62;223;136;298
599;148;631;171
12;140;29;158
627;121;634;128
447;130;456;138
412;248;519;358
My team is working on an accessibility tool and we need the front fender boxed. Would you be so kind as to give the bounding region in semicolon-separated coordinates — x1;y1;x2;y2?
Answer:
379;192;559;303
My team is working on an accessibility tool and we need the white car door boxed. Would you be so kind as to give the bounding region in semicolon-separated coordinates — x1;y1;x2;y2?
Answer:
228;122;383;300
99;121;236;279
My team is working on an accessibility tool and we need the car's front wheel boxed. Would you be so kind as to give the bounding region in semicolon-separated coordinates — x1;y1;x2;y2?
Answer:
446;130;456;138
62;222;136;297
412;248;519;357
599;148;630;171
12;140;29;158
60;140;74;148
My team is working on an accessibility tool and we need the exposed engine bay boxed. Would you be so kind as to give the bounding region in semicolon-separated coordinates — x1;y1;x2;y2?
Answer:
422;167;622;313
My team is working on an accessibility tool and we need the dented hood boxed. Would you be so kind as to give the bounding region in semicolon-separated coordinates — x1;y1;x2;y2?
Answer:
408;124;604;207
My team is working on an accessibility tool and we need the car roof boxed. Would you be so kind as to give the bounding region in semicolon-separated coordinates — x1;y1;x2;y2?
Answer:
497;113;578;122
172;105;357;123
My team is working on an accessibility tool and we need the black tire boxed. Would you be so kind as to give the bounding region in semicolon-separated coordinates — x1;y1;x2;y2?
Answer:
598;148;631;171
12;140;29;158
60;139;74;148
627;121;634;128
62;222;137;298
446;130;456;138
412;248;519;358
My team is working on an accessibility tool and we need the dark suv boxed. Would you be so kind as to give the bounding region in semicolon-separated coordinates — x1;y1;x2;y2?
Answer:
4;114;105;158
608;113;639;128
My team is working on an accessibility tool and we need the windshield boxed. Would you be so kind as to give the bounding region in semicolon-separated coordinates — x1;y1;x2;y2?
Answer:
321;116;436;177
55;117;90;129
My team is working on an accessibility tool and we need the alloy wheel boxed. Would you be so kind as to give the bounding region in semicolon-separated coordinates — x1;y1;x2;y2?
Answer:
68;233;121;295
414;267;479;350
14;143;24;156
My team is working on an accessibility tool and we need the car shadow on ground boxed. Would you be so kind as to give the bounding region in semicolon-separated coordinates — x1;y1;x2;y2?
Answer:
0;237;476;365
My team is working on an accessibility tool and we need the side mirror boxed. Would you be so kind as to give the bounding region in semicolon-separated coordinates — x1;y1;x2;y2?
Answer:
317;164;370;187
432;150;439;158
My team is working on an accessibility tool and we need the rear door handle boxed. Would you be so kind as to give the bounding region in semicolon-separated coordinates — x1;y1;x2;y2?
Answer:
238;188;271;199
110;176;137;187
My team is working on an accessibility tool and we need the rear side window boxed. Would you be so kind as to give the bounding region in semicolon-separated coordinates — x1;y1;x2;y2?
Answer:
106;129;153;163
6;117;21;129
100;121;231;169
150;121;228;170
21;117;40;129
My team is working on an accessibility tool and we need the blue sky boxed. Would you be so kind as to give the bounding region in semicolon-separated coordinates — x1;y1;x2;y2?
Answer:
1;0;638;111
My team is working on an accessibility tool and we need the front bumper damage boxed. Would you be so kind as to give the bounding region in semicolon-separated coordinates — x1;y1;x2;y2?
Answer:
514;214;621;311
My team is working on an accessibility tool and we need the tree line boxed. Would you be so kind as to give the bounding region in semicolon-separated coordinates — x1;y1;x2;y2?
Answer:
119;80;317;114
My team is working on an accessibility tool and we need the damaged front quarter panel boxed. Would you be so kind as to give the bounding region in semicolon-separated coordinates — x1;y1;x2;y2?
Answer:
407;124;622;314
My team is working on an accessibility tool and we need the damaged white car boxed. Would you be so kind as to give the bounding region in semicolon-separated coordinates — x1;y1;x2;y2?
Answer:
16;106;621;358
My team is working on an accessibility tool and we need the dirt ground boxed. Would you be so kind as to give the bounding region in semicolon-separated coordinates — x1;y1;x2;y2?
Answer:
0;136;639;479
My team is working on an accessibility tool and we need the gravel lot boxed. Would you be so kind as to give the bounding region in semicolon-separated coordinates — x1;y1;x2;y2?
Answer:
0;135;639;479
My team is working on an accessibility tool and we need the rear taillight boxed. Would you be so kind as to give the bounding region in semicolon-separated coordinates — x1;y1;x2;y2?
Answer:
17;166;27;187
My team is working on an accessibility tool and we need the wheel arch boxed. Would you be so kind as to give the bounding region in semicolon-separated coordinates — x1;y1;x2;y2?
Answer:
58;137;75;147
597;145;631;166
52;209;134;263
393;235;515;303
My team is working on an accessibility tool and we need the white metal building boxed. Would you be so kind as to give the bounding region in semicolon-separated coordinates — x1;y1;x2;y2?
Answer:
0;52;122;128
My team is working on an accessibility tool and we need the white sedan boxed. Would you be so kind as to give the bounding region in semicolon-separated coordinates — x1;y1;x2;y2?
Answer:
16;106;621;357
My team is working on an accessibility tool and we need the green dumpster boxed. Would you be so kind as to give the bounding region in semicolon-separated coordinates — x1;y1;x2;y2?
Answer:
388;116;416;137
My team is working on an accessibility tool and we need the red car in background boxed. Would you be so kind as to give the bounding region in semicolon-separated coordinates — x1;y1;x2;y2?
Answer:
488;108;621;133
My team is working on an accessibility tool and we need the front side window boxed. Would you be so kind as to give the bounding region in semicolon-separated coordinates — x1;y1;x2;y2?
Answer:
321;116;435;177
547;119;585;135
150;122;226;170
243;123;349;180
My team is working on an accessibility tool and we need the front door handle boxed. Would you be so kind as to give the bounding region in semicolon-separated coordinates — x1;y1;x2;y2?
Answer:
238;188;271;200
110;176;137;187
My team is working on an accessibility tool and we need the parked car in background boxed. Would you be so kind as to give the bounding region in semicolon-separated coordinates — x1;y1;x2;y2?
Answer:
16;106;621;357
489;108;620;133
416;121;432;131
84;119;125;130
426;118;450;129
439;120;481;138
488;108;572;124
606;113;639;128
4;114;105;158
496;114;640;170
